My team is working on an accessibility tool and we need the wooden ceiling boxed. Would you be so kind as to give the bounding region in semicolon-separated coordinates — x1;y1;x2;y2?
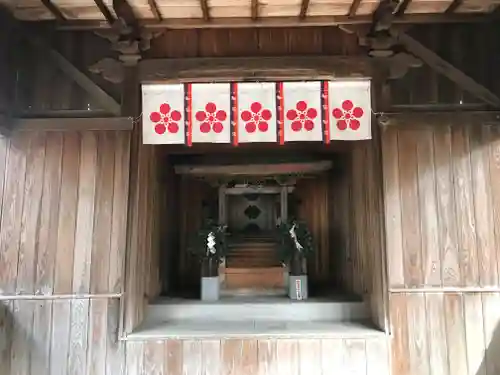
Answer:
0;0;498;28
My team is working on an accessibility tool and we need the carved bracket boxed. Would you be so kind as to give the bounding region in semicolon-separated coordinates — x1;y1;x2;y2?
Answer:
90;17;164;83
352;0;423;79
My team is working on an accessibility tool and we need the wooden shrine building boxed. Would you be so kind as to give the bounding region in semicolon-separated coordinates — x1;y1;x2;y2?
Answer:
0;1;500;374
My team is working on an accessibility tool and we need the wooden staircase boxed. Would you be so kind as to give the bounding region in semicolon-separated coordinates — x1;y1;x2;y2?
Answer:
222;233;285;291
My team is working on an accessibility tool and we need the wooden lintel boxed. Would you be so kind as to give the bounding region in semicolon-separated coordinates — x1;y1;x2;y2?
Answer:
12;117;133;131
445;0;464;13
27;36;121;115
251;0;259;20
94;0;115;24
200;0;210;21
148;0;162;20
380;111;500;127
348;0;363;17
54;13;488;31
391;31;500;108
175;161;333;176
299;0;310;19
139;55;372;82
41;0;66;21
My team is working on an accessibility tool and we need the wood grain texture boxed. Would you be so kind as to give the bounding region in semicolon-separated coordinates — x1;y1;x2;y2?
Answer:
383;124;500;289
390;292;500;375
0;130;130;297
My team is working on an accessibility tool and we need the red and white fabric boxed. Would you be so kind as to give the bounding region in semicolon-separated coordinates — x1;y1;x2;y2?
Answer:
142;84;185;145
190;83;231;144
235;82;277;144
328;80;371;141
282;81;323;143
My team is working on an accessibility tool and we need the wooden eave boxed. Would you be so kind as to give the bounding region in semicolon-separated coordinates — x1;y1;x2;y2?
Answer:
1;0;498;30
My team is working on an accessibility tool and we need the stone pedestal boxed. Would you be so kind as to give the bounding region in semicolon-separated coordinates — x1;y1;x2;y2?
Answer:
201;276;220;301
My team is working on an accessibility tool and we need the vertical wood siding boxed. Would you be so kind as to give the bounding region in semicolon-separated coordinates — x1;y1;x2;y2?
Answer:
123;128;162;334
0;130;130;375
383;124;500;289
126;336;390;375
0;131;130;296
383;124;500;375
329;142;387;331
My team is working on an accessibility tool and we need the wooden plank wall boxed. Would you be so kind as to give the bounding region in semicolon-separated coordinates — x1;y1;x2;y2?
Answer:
295;174;331;287
0;129;130;374
328;142;387;331
123;136;162;334
390;23;500;109
15;30;120;115
176;176;217;292
125;336;390;375
382;123;500;374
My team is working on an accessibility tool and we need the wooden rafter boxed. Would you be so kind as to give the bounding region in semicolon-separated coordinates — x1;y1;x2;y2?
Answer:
395;0;412;16
147;0;162;20
113;0;139;29
445;0;463;13
251;0;259;20
28;35;121;115
391;30;500;107
348;0;363;17
94;0;115;24
41;0;66;21
299;0;310;19
200;0;210;21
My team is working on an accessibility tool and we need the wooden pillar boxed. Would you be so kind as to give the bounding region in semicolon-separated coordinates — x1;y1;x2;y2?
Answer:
122;62;143;336
218;186;227;225
280;186;288;223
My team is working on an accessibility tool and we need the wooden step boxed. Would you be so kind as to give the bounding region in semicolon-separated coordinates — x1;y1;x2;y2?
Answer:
224;267;285;289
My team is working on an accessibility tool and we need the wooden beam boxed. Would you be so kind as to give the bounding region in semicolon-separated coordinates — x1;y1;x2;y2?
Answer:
138;55;371;82
445;0;463;13
41;0;66;21
55;13;487;30
251;0;259;20
175;161;333;176
12;117;133;131
147;0;162;20
94;0;115;24
299;0;310;19
381;111;500;126
27;36;121;115
395;0;412;16
200;0;210;21
391;30;500;107
348;0;363;17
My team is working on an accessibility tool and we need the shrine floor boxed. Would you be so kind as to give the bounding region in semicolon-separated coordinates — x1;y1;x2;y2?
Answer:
126;293;382;340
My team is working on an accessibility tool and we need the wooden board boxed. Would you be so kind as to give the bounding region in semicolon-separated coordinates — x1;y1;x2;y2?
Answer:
383;123;500;289
0;130;130;297
390;292;500;375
